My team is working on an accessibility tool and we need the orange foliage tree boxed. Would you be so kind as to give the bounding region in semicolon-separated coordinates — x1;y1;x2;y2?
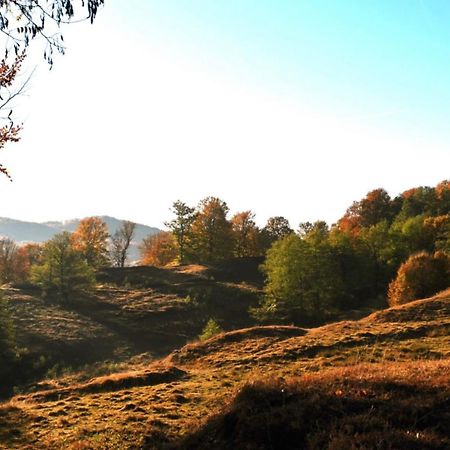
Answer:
231;211;261;257
71;217;110;268
140;231;178;267
13;243;44;282
190;197;233;263
338;188;393;233
388;251;450;306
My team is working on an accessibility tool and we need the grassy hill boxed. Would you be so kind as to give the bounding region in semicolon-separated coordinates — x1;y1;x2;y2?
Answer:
0;275;448;449
1;260;263;395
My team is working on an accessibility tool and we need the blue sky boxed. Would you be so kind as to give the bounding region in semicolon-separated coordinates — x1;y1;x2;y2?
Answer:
1;1;449;228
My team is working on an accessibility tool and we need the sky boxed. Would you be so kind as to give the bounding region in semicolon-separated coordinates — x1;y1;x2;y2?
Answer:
1;0;450;229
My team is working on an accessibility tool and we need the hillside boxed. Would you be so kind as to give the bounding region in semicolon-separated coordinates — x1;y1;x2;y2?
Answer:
0;286;448;449
1;260;263;396
0;216;160;261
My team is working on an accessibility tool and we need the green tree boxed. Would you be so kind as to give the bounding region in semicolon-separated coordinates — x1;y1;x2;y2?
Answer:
0;292;17;383
199;318;223;341
257;234;344;323
190;197;233;263
31;232;95;300
165;200;196;264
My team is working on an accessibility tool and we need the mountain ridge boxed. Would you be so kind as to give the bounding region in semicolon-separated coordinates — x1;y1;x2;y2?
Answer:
0;215;161;261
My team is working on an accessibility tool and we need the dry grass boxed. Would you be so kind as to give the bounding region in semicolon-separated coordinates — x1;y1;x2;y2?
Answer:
173;360;450;450
0;288;448;449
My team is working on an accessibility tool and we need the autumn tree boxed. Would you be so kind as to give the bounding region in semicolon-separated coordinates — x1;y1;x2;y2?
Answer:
231;211;261;257
71;217;109;268
388;251;450;306
190;197;233;263
110;221;136;268
10;243;43;283
31;232;95;300
338;188;393;232
0;54;24;179
165;200;196;264
0;1;104;178
140;231;178;267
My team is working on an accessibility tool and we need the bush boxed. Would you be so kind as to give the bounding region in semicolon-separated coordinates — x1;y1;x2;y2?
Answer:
388;251;450;306
199;318;223;341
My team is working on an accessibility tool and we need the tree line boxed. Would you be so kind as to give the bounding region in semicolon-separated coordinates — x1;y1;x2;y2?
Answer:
0;219;136;300
0;181;449;319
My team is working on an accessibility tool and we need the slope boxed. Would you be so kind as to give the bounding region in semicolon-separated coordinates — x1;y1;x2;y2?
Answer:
0;289;448;449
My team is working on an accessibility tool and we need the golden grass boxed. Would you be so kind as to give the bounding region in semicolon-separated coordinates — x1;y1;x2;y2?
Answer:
0;290;448;449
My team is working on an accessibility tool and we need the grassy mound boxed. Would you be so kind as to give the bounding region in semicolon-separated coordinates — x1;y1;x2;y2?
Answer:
172;360;450;450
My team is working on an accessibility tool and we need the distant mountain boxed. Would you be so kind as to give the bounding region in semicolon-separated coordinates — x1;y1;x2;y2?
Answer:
0;216;161;262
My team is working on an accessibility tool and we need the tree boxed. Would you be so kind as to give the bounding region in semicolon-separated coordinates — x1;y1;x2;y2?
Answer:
199;318;223;341
165;200;196;264
0;54;24;179
231;210;261;257
338;188;393;232
388;251;450;306
262;216;293;242
110;221;136;268
190;197;233;263
9;242;43;283
0;0;104;178
0;238;17;282
0;292;17;383
299;221;329;243
71;217;109;268
140;231;178;267
31;231;94;300
256;234;344;323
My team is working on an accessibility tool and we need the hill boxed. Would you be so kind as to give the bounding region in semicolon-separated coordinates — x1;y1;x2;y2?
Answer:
1;260;263;396
0;282;448;449
0;216;160;261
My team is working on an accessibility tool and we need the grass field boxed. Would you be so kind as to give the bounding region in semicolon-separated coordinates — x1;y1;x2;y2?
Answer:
0;283;448;449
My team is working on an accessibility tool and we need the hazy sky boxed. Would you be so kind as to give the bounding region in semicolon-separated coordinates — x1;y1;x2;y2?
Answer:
1;0;450;228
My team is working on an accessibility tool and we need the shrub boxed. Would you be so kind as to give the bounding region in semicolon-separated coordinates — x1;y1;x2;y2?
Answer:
199;318;223;341
388;251;450;306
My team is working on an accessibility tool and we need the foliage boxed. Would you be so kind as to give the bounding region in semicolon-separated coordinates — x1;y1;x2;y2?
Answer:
388;251;450;306
260;216;293;249
231;211;261;257
190;197;233;263
199;318;223;341
31;231;95;300
165;200;196;264
338;188;394;232
257;234;344;323
0;0;104;67
0;239;43;283
71;217;109;268
0;1;104;178
140;231;178;267
0;237;17;282
0;292;17;382
110;221;136;268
